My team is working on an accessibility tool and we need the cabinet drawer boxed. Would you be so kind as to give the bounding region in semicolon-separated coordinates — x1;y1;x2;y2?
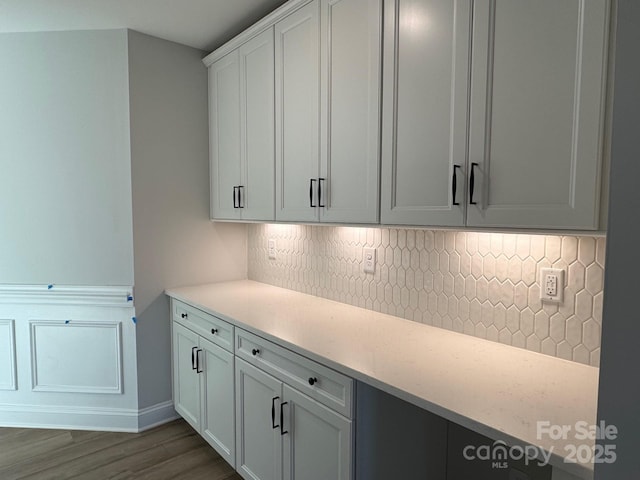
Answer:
236;329;353;418
173;300;234;353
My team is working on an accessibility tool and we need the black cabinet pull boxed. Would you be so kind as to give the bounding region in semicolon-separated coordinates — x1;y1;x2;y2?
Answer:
271;396;280;429
252;348;260;356
181;313;188;319
318;178;325;208
469;162;479;205
452;164;461;206
308;377;318;386
191;346;197;370
309;179;317;207
238;186;245;208
196;349;203;373
280;401;288;435
211;328;218;335
233;186;238;208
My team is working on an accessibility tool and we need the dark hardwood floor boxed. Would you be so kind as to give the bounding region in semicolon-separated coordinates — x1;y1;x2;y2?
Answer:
0;419;243;480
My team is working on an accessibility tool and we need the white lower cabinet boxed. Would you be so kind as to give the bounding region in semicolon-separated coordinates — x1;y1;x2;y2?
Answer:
172;301;354;480
234;325;355;480
172;309;235;467
235;358;353;480
172;322;202;431
235;358;283;480
282;384;352;480
200;337;235;466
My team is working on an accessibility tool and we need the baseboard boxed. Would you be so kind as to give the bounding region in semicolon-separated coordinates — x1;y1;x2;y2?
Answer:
0;401;178;432
137;400;179;432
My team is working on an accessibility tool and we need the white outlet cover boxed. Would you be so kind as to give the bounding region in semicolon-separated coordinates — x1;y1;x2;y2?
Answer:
540;268;564;303
363;248;376;274
268;239;277;260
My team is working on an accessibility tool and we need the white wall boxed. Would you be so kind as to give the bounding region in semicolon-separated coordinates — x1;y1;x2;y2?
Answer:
127;31;247;410
0;30;134;286
595;1;640;477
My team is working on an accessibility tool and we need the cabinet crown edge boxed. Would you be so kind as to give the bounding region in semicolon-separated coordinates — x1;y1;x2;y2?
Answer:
202;0;313;67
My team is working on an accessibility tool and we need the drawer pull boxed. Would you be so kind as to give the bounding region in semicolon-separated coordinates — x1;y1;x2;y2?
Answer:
452;164;461;206
271;396;280;429
196;349;203;373
252;348;260;356
191;346;197;370
309;179;317;207
469;162;479;205
308;377;318;386
181;313;188;319
280;401;289;435
211;328;218;335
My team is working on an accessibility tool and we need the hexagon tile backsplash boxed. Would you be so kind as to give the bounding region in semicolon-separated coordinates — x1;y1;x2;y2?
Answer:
248;224;605;367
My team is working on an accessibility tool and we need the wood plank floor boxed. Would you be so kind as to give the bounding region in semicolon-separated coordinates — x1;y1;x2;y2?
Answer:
0;419;243;480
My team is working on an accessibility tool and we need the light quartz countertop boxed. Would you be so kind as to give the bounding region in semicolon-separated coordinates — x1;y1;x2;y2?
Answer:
166;280;599;479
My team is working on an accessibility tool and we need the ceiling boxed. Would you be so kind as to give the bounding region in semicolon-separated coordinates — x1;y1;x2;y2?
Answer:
0;0;288;52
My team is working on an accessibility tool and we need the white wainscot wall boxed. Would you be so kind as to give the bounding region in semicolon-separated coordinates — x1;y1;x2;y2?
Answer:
0;285;175;432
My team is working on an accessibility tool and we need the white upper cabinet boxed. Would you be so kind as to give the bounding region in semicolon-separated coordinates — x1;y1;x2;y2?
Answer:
466;0;610;229
210;51;242;220
381;0;472;227
276;0;382;223
381;0;610;230
275;1;321;222
207;0;610;230
319;0;382;224
210;29;275;221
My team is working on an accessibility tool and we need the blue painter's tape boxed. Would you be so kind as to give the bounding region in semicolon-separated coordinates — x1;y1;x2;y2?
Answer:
47;284;53;289
127;295;133;302
65;320;70;324
132;317;137;324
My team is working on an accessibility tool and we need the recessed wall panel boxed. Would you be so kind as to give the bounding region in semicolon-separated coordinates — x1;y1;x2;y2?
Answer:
30;321;122;394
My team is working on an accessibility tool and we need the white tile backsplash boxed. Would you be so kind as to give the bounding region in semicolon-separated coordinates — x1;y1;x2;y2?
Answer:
248;224;605;367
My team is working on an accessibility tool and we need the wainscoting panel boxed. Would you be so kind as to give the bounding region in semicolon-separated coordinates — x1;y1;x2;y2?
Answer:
0;320;16;391
0;284;177;431
30;321;122;394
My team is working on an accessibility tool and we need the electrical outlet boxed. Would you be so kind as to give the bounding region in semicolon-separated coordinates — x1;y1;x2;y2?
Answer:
363;248;376;274
268;239;277;260
540;268;564;303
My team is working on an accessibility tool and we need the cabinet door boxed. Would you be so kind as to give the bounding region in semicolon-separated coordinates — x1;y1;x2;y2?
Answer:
282;385;352;480
172;322;201;431
236;358;283;480
275;1;321;222
210;50;242;220
319;0;381;224
240;28;275;221
200;337;235;467
466;0;610;229
380;0;471;226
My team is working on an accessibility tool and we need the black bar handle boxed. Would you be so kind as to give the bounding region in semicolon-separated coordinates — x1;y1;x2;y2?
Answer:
309;179;317;207
308;377;318;386
271;396;280;429
318;178;325;208
469;163;479;205
238;186;244;208
452;165;461;206
211;328;218;335
196;349;203;373
280;401;289;435
191;346;197;370
181;313;188;319
252;348;260;356
233;186;238;208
